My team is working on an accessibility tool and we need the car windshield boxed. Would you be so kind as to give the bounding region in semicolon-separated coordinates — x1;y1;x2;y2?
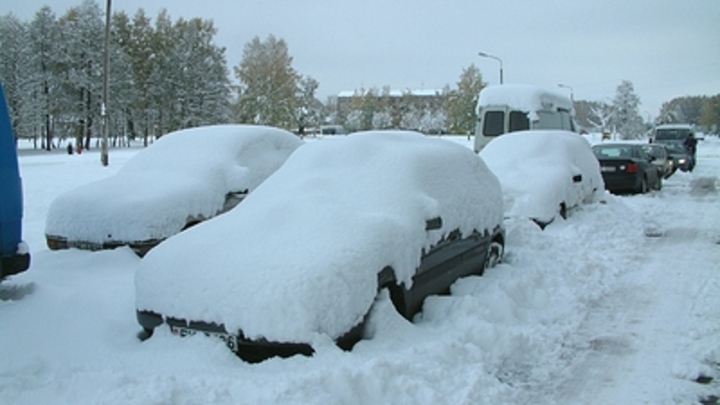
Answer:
656;128;689;141
663;142;686;154
592;145;632;158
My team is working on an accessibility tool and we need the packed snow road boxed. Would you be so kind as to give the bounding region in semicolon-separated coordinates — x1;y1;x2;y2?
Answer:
1;135;718;405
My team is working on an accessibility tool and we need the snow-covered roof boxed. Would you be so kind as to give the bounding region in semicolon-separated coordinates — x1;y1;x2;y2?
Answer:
655;124;693;129
476;84;573;115
135;131;504;344
479;130;604;223
45;125;303;244
338;89;442;98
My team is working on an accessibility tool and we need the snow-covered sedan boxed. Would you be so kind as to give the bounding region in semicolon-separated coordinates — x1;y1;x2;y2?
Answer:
45;125;303;256
479;130;604;228
135;131;505;362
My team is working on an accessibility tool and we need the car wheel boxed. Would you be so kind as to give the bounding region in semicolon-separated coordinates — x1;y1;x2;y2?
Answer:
655;175;662;191
638;177;649;194
484;240;504;270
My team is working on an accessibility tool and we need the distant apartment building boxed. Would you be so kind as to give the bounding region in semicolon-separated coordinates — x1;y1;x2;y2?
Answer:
336;88;445;113
335;88;446;132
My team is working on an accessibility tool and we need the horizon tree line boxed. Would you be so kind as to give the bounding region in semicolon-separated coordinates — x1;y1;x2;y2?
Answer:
2;1;718;150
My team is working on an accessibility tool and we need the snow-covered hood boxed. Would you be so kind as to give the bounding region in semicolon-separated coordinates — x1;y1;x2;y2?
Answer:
135;131;504;344
45;125;303;243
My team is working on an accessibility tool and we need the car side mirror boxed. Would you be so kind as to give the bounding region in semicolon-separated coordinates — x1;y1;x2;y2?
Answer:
572;174;582;183
425;217;443;231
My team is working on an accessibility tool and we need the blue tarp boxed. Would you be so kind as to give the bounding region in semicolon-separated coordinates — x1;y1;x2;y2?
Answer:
0;81;23;257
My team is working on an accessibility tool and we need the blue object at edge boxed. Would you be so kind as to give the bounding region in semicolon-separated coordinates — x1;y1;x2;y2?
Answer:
0;81;24;257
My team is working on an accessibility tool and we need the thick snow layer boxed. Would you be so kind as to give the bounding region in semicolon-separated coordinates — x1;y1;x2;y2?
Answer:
476;84;573;118
2;134;719;405
480;130;604;223
44;125;302;243
135;131;504;343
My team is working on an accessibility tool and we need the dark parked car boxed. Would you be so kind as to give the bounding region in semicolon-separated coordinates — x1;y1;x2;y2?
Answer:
641;143;673;179
592;143;661;194
135;131;505;362
662;142;695;173
0;82;30;280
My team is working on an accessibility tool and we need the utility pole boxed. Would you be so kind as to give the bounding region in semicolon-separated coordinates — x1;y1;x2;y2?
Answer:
101;0;111;166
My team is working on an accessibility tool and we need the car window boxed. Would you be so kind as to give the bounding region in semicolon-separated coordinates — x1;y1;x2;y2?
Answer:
642;145;665;159
508;111;529;133
483;111;505;136
593;146;634;158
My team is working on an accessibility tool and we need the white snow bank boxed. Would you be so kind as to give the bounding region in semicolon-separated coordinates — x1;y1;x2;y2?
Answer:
44;125;303;244
480;130;604;222
135;131;503;343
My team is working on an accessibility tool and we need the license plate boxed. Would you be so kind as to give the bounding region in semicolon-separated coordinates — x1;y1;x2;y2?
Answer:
170;325;238;351
601;166;616;172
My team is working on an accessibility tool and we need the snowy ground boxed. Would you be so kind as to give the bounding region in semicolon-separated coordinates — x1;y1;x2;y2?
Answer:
2;135;719;405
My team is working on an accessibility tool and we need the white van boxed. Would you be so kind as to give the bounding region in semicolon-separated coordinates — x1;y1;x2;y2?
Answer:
473;84;577;152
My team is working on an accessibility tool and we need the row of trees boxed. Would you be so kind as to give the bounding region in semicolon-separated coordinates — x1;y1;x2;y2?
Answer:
0;1;486;147
1;1;232;150
2;2;719;150
574;82;720;139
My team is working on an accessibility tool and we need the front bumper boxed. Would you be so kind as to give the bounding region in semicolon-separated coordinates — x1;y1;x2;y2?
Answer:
136;310;315;363
1;251;30;279
46;235;161;257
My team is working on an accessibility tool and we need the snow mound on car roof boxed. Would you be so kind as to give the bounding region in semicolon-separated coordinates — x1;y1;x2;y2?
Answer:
135;131;503;344
45;125;302;243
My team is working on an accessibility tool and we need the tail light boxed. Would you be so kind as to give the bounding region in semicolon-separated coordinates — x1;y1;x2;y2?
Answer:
624;162;639;173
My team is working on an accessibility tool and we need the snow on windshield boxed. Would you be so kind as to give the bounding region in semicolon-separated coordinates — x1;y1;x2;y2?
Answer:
480;130;604;222
135;131;504;344
44;125;303;243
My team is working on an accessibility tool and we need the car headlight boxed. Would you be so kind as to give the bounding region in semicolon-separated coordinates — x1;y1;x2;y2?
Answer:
678;158;686;164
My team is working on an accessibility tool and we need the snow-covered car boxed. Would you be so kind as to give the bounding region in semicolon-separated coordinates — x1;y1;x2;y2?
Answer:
479;130;604;228
592;143;662;194
45;125;303;256
135;131;505;362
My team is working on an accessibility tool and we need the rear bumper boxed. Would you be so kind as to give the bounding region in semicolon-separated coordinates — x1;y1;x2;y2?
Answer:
601;173;643;193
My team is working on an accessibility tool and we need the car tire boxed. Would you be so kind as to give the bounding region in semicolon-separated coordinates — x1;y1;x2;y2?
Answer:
484;240;504;270
655;175;662;191
638;177;649;194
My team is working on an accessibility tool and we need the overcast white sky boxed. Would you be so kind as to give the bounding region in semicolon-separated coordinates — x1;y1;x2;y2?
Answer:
3;0;719;117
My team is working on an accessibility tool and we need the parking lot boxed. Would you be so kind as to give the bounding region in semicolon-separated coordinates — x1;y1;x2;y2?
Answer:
2;135;719;405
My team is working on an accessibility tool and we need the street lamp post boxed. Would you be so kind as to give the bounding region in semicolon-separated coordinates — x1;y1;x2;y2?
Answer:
101;0;111;166
478;52;503;84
